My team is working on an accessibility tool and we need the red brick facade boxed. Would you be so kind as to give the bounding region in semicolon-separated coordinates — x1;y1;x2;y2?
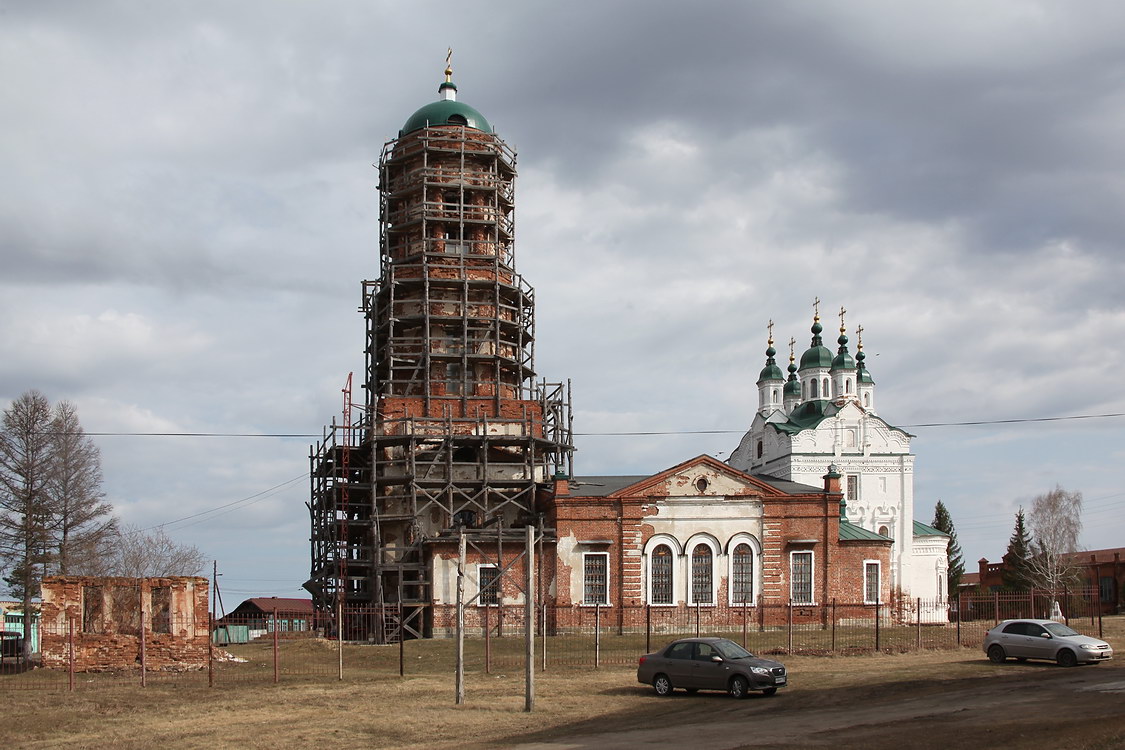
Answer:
39;576;209;672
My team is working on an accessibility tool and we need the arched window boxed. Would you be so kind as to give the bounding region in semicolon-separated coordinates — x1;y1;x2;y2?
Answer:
773;388;779;403
846;379;851;394
650;545;673;605
823;377;829;395
691;545;713;604
731;543;754;604
878;525;891;539
756;440;763;459
809;379;818;399
864;393;870;407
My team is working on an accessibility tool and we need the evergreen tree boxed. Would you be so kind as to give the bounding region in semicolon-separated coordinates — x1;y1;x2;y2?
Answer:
1002;508;1036;591
931;500;963;596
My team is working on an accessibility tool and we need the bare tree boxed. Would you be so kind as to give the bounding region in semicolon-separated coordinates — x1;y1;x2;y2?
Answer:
106;525;207;578
46;400;117;575
1027;485;1085;594
0;391;55;657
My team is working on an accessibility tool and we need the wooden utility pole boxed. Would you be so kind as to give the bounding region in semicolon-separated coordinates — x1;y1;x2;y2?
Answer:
525;524;535;712
455;530;466;705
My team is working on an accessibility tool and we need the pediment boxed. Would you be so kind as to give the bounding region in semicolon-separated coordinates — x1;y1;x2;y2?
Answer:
608;454;789;499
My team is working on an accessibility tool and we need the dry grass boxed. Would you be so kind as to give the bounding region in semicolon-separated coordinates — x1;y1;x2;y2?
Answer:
2;615;1121;749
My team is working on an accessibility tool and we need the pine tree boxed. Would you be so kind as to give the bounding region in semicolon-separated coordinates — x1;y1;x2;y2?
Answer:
931;500;964;596
1002;508;1036;591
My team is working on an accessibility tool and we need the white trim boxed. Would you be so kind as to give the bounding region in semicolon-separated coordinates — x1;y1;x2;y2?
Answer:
863;559;881;604
581;551;610;606
790;550;815;605
726;534;761;606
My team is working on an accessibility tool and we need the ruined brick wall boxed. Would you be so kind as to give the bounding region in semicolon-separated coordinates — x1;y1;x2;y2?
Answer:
40;576;209;672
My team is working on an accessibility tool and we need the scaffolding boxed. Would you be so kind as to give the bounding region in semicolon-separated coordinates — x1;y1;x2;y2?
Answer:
308;123;572;640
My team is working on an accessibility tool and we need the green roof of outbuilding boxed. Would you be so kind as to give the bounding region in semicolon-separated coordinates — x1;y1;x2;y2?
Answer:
913;520;949;537
839;521;892;542
401;100;493;136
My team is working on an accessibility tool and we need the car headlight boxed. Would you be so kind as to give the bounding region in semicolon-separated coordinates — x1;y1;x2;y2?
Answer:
1080;644;1100;651
750;666;770;675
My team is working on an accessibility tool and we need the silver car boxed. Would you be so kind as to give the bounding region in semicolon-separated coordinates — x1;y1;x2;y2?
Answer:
984;619;1113;667
637;637;787;698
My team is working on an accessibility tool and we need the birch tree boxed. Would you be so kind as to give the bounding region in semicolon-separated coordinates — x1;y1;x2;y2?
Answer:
1027;486;1084;593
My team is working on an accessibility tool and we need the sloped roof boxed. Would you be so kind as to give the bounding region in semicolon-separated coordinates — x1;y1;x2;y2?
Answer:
234;597;314;614
913;520;949;537
839;520;892;542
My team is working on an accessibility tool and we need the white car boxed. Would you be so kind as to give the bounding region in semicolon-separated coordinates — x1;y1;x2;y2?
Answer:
984;619;1113;667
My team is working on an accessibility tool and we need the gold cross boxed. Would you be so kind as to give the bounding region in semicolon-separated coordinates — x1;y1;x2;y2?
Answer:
839;306;847;333
445;48;453;80
789;337;796;361
856;325;864;349
813;297;820;320
767;318;774;345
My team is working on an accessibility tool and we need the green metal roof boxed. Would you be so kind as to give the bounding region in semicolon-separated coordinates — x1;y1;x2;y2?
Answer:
800;345;833;369
401;100;493;136
839;520;892;542
772;399;832;435
758;363;784;382
831;351;855;370
912;520;949;537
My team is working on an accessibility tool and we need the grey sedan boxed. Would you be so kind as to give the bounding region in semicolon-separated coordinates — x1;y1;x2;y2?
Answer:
984;618;1113;667
637;637;787;698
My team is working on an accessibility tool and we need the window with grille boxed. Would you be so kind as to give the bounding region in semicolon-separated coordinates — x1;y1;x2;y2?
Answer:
791;551;813;604
650;545;673;604
732;543;754;604
847;474;859;504
583;553;609;605
864;561;881;604
479;565;500;606
691;545;713;604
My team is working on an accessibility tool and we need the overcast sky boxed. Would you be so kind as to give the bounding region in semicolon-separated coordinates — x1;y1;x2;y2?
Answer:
3;1;1124;602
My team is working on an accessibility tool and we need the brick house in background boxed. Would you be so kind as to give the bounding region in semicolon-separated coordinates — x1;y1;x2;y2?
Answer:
966;547;1125;614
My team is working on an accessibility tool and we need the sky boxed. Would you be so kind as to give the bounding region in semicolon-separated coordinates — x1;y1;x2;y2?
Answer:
3;0;1125;602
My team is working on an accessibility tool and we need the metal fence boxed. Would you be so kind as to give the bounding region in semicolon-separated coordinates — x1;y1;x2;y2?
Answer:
0;588;1108;691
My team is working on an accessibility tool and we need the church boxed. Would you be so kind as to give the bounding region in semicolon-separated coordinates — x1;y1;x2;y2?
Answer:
726;312;950;618
307;65;949;638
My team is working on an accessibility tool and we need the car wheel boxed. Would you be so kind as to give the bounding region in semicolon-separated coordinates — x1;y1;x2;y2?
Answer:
728;675;749;699
987;644;1007;663
1056;649;1078;668
653;674;673;696
762;687;778;696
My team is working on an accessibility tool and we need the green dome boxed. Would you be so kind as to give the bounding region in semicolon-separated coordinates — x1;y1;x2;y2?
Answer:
784;377;802;396
401;99;493;136
856;349;874;383
800;345;833;369
758;363;784;382
831;334;855;371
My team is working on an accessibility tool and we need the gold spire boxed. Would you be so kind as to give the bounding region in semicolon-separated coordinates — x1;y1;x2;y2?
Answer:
445;47;453;82
839;305;847;334
856;325;864;350
789;337;796;363
813;296;820;322
767;318;774;346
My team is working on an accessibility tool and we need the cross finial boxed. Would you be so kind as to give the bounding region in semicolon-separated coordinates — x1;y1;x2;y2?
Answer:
789;336;796;362
839;306;847;333
445;48;453;81
813;297;820;321
767;318;774;345
856;325;864;349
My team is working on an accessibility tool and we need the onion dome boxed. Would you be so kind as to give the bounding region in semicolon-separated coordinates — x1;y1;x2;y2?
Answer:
799;315;833;370
784;346;801;397
856;329;874;384
758;335;784;383
831;325;855;371
400;61;494;136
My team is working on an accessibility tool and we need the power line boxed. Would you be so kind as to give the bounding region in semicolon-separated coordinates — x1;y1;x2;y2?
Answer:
145;473;307;531
68;409;1125;440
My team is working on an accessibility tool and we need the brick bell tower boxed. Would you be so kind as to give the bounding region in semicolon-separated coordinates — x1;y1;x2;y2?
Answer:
307;60;573;639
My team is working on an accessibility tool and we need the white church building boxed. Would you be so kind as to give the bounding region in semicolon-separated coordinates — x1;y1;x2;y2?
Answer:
728;308;949;619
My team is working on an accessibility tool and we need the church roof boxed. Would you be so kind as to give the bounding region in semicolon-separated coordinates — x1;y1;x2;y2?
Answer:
839;520;891;542
766;399;915;438
401;99;493;135
912;520;949;537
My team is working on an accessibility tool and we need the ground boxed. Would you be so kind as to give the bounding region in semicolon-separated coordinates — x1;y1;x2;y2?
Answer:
3;623;1123;749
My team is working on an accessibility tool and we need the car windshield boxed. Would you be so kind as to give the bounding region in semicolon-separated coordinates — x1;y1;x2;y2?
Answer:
712;639;754;660
1043;623;1080;637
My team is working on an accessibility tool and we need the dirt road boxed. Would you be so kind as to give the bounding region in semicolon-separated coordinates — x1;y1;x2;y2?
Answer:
513;661;1125;749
